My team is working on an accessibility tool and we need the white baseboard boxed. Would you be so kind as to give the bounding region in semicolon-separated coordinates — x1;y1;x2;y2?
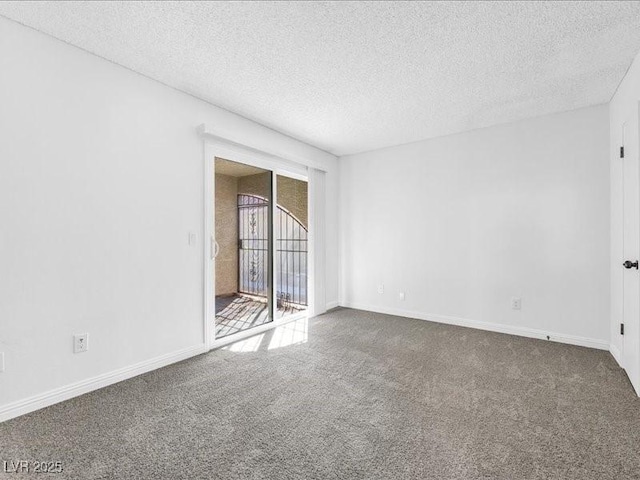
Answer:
0;344;207;424
326;300;340;311
609;344;640;396
0;306;616;424
340;302;609;351
610;343;622;365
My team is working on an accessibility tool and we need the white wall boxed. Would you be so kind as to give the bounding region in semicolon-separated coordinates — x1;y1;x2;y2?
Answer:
340;105;610;347
0;18;337;417
610;49;640;391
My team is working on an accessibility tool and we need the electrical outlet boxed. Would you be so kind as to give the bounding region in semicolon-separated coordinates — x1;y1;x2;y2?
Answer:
0;352;4;372
511;297;522;310
73;334;89;353
377;284;384;294
399;292;405;301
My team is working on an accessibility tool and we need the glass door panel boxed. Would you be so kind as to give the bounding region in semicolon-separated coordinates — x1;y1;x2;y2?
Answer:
275;174;308;319
214;157;273;339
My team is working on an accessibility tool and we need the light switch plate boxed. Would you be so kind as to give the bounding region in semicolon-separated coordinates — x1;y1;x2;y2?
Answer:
74;334;89;353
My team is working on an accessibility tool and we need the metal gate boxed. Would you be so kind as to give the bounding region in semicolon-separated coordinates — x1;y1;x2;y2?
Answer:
238;194;308;306
275;203;308;307
238;194;269;297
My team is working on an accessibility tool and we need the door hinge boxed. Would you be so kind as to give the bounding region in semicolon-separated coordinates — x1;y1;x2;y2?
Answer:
621;323;625;335
620;146;625;158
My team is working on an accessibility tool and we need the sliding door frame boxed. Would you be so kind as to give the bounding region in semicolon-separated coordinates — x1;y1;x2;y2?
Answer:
203;138;310;351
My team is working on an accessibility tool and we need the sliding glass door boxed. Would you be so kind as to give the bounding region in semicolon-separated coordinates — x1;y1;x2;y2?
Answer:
275;174;308;319
212;158;308;341
213;157;273;338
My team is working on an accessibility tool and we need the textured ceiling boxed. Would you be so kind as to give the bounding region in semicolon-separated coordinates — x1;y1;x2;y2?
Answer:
1;1;640;156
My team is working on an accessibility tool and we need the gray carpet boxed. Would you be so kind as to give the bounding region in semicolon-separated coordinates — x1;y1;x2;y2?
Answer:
1;308;639;480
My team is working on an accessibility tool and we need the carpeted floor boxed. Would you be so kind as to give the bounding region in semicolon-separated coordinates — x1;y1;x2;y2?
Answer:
1;308;639;479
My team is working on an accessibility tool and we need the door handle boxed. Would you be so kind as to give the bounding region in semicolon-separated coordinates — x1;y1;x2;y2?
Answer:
623;260;638;269
211;237;220;259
